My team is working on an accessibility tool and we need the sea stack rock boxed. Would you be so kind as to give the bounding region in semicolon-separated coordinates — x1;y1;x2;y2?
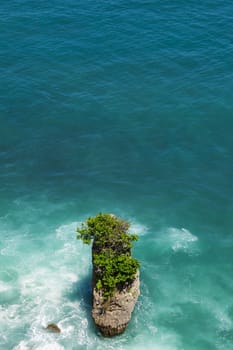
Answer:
77;213;140;337
92;268;140;336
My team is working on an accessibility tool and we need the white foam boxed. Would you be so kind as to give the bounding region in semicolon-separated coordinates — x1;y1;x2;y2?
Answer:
129;222;148;236
213;304;232;331
14;340;65;350
0;281;11;292
0;238;19;256
19;267;63;302
167;227;198;253
56;222;80;241
3;220;93;349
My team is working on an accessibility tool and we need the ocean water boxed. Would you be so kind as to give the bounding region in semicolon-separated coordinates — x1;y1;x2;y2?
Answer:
0;1;233;349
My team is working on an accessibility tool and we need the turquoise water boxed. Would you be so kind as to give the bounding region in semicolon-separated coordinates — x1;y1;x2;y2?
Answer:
1;1;233;349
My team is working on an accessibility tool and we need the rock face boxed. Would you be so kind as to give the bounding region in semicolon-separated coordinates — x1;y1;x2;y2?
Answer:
92;270;140;336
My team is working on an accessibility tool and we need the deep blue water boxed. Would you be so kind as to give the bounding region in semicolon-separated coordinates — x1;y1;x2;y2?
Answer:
0;1;233;349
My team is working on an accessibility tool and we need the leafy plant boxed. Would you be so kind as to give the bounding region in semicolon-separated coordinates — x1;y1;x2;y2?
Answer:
77;213;139;298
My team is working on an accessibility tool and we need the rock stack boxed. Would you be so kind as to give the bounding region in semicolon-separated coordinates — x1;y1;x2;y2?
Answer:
92;269;140;336
77;213;140;337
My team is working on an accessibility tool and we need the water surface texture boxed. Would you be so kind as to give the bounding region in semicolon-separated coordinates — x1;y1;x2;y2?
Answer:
0;1;233;349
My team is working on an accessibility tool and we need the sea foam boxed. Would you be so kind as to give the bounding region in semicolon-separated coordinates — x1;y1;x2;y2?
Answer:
167;227;199;253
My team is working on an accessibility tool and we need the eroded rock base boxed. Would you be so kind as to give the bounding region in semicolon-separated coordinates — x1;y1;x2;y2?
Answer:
92;270;140;337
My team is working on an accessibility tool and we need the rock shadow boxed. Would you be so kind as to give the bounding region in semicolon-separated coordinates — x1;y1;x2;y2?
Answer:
67;273;92;308
65;272;98;334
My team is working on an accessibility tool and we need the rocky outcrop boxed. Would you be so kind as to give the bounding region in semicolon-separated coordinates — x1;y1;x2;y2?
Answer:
92;270;140;336
77;213;140;337
45;323;61;333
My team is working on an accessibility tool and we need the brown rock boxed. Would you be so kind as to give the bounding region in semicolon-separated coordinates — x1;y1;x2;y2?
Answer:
45;323;61;333
92;270;140;336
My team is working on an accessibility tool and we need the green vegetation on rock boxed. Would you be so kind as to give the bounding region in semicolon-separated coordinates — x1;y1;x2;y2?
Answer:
77;213;140;298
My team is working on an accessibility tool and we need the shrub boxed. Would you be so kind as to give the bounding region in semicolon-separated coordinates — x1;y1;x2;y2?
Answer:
77;213;139;298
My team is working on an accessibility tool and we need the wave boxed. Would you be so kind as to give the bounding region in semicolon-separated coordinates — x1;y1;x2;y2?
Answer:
167;227;198;253
129;222;149;236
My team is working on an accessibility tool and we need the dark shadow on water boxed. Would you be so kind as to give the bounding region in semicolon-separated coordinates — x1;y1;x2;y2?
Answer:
67;274;92;307
68;273;92;307
65;272;99;335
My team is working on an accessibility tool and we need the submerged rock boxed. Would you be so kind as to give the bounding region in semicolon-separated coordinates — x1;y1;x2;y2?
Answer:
45;323;61;333
92;270;140;336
